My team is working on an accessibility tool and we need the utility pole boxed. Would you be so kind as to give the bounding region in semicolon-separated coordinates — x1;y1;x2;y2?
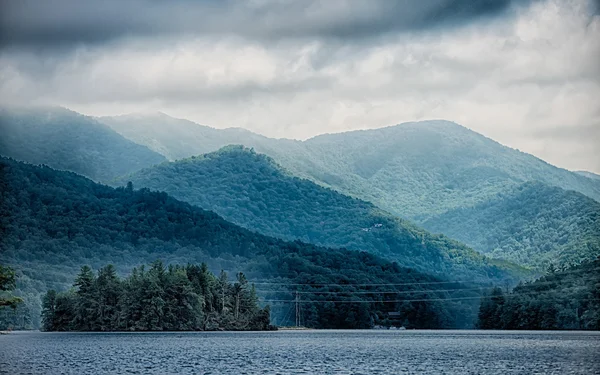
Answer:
295;291;300;327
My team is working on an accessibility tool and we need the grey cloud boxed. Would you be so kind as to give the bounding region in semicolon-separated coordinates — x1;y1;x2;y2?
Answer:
0;0;535;48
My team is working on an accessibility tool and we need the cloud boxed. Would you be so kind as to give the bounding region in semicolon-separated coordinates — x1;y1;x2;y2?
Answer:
1;0;534;48
0;0;598;173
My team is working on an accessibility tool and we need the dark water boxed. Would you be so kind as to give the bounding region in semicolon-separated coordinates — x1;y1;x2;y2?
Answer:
1;330;599;374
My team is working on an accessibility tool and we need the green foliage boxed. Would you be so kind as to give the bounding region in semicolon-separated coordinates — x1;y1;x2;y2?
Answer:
0;265;23;309
0;157;480;329
120;146;521;281
476;259;600;330
0;107;166;182
42;262;271;331
423;182;600;269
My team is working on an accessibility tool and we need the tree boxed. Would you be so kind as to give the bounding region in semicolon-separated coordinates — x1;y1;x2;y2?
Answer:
41;290;57;331
74;265;98;330
96;265;122;330
0;265;23;309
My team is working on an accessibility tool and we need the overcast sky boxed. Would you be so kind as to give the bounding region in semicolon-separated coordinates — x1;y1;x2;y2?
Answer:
1;0;599;172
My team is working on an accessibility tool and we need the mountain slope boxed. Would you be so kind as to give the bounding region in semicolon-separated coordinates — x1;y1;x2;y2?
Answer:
119;146;522;281
294;121;600;221
99;112;271;161
98;114;600;221
0;107;166;182
576;171;600;181
476;259;600;330
0;157;483;329
422;182;600;270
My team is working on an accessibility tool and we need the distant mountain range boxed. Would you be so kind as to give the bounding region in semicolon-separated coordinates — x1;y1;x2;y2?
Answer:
98;111;600;271
98;113;600;222
0;107;166;182
118;145;521;281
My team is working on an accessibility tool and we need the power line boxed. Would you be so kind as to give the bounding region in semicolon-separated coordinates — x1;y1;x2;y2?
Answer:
260;295;600;304
250;279;484;287
249;268;600;289
256;286;489;295
252;276;600;295
259;286;600;304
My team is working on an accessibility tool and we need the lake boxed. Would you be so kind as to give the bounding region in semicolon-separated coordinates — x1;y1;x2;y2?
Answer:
1;330;599;374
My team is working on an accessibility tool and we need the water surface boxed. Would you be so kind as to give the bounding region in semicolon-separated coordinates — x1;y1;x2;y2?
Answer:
1;330;599;374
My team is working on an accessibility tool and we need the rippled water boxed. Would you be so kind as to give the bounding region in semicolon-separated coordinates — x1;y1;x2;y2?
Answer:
1;330;599;374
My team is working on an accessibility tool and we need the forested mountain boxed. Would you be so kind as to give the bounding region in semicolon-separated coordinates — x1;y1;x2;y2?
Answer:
0;107;166;182
423;183;600;270
477;259;600;330
98;114;600;221
120;146;522;281
0;157;485;329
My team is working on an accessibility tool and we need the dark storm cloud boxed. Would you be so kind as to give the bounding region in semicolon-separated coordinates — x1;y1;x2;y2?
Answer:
0;0;533;48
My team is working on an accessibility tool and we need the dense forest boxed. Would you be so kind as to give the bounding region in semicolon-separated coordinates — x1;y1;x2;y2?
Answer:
0;107;165;182
477;259;600;330
121;146;522;281
0;157;483;329
423;182;600;270
41;262;272;331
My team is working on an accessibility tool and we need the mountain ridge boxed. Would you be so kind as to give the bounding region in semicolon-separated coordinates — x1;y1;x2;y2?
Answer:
119;145;524;281
96;112;600;221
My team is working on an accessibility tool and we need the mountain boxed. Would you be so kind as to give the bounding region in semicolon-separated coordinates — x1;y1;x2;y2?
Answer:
119;146;522;281
99;112;271;161
291;121;600;221
0;157;483;329
98;114;600;222
0;107;166;182
422;182;600;270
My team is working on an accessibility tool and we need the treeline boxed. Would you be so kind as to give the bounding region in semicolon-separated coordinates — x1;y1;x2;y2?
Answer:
477;259;600;330
42;262;272;331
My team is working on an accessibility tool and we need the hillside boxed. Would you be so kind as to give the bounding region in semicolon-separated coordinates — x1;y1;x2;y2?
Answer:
477;259;600;330
0;157;484;329
98;114;600;221
423;183;600;269
0;107;166;182
294;121;600;221
119;146;521;281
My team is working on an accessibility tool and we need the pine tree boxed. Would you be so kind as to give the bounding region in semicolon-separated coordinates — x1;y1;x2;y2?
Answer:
74;265;98;330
